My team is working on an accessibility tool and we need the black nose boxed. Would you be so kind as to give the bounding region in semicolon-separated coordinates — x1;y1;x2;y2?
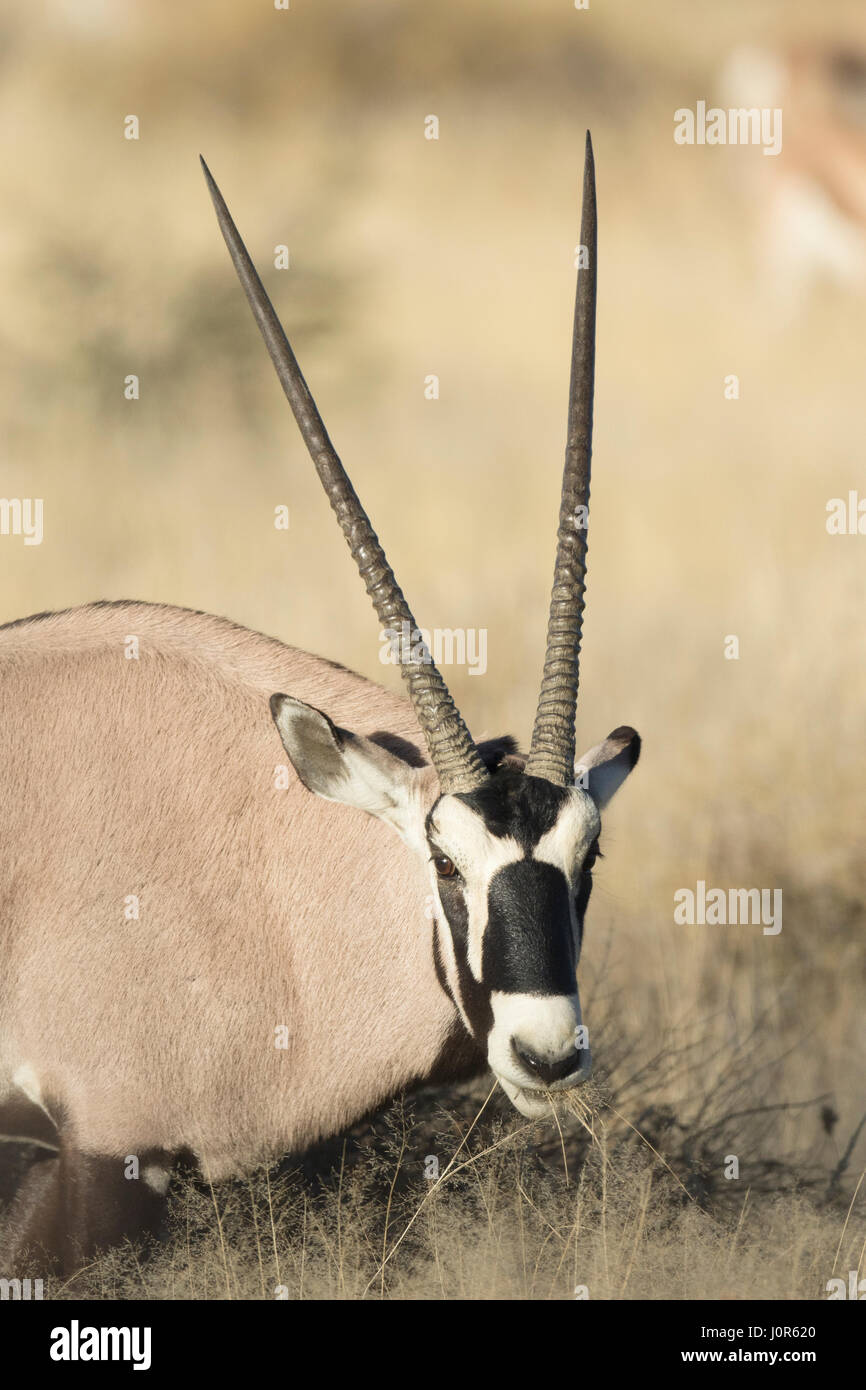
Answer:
511;1038;583;1086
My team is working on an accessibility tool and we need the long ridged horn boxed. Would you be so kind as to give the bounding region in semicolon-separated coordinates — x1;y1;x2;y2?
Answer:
525;132;597;787
201;158;488;794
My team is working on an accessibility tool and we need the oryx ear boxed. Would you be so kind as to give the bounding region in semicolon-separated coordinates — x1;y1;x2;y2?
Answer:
270;694;422;845
575;726;641;809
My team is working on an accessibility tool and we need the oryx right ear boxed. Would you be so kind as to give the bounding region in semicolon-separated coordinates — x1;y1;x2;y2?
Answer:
575;726;641;810
270;694;423;846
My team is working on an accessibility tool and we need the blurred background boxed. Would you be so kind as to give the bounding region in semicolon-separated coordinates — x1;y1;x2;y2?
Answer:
2;0;864;1190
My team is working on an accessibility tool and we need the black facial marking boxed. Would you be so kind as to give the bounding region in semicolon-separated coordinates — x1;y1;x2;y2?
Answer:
482;860;577;996
434;876;494;1038
573;837;600;949
453;768;573;850
432;917;451;997
574;868;593;952
476;735;519;772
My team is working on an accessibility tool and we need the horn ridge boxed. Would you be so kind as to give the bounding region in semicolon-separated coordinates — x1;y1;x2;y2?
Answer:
526;131;597;787
201;156;488;794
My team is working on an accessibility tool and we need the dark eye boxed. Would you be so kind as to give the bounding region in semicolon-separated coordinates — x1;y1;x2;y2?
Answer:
582;840;601;874
433;854;457;878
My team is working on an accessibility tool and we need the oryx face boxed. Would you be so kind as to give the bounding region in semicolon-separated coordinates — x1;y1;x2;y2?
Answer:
427;769;597;1116
209;132;640;1119
271;698;639;1118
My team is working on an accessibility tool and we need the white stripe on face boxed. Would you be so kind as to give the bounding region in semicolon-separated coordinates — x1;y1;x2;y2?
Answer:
428;795;523;981
533;788;600;886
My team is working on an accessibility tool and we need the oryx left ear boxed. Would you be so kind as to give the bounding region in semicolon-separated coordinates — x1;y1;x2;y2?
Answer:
270;693;423;846
575;726;641;809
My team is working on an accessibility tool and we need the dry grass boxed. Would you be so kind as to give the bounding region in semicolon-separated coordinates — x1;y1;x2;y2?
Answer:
44;1070;864;1301
2;0;865;1298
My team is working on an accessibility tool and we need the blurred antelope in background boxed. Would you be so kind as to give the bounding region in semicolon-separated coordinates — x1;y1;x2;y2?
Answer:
722;41;866;301
0;135;640;1274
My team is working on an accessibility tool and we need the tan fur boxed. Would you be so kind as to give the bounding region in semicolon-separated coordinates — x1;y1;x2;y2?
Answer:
0;601;460;1179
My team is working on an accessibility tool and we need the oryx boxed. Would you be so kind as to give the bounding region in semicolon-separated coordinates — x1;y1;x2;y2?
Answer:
0;134;639;1273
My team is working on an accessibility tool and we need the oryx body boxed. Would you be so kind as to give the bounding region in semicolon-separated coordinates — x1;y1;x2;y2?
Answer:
0;135;640;1273
0;601;467;1176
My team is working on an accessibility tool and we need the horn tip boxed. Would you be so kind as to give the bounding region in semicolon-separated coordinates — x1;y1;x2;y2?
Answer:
199;155;219;200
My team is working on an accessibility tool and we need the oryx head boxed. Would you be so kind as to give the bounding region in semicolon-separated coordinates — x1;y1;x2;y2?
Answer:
204;133;640;1118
